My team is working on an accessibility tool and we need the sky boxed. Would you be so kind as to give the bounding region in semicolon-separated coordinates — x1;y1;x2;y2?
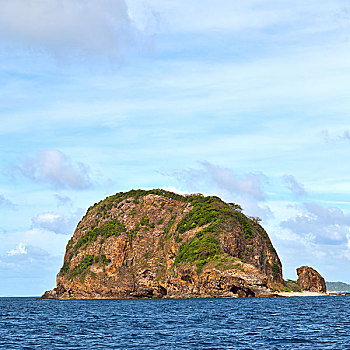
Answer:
1;0;350;296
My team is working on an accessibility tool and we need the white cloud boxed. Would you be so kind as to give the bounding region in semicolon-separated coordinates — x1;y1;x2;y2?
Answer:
263;199;350;281
139;0;345;34
162;186;189;195
6;242;50;259
0;194;15;208
0;0;146;58
201;161;267;201
0;228;70;258
319;128;350;144
172;161;272;219
33;213;61;225
55;194;73;207
281;202;350;245
341;130;350;141
31;209;83;235
0;243;61;296
282;174;307;197
7;242;27;256
15;150;92;190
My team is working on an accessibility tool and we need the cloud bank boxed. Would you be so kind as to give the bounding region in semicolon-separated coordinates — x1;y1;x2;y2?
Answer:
281;202;350;246
173;161;272;219
0;0;143;57
15;150;92;190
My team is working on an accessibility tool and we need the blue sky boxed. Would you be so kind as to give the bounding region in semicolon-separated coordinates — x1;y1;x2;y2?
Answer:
1;0;350;296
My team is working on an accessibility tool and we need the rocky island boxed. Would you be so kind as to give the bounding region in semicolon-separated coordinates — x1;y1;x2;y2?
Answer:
41;189;325;299
297;266;326;293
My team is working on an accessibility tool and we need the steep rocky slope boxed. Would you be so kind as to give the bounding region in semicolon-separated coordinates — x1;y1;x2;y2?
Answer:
42;189;285;299
297;266;327;293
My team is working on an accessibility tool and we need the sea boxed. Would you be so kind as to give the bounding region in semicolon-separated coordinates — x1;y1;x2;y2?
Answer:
1;296;349;349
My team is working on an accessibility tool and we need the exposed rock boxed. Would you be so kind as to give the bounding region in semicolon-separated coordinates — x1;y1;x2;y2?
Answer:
38;284;66;299
297;266;326;293
40;189;284;299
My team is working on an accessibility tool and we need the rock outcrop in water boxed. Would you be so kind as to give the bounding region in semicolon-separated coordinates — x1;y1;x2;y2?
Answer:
41;189;285;299
297;266;326;293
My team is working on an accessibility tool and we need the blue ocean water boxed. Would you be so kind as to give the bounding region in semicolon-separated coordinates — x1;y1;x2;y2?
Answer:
0;296;349;349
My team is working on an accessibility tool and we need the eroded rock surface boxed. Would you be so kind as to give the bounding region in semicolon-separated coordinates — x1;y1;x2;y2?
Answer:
297;266;326;293
41;189;284;299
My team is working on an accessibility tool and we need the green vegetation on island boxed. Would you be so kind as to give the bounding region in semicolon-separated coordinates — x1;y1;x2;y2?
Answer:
59;189;281;285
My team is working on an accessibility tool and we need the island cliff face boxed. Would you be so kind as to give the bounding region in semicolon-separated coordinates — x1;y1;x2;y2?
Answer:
42;189;285;299
297;266;327;293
